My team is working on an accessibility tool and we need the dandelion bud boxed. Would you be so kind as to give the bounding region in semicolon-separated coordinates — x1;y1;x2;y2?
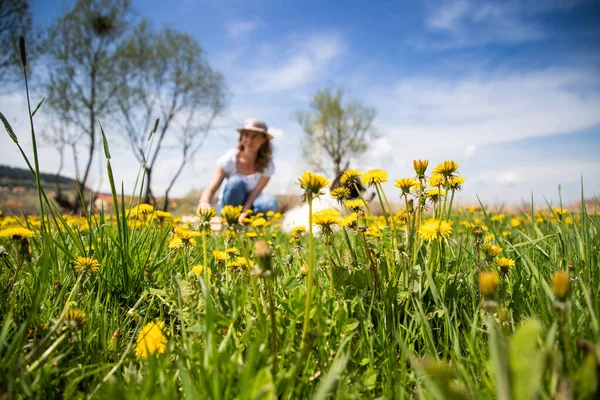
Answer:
298;264;309;276
552;271;570;302
479;271;499;297
407;199;414;213
472;226;484;239
413;160;429;178
255;240;273;274
64;309;88;331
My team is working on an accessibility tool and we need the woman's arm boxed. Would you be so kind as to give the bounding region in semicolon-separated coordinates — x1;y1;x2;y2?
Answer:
241;176;271;215
198;167;226;210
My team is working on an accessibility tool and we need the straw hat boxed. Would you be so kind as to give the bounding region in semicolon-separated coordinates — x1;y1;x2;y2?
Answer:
237;118;273;139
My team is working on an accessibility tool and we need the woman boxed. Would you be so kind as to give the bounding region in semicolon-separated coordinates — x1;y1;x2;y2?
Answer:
198;118;278;222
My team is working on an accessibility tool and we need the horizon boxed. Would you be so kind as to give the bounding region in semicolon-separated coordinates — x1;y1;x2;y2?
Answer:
1;0;599;207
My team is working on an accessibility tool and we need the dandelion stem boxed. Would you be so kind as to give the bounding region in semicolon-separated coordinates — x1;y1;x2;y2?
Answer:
267;280;278;377
301;195;314;345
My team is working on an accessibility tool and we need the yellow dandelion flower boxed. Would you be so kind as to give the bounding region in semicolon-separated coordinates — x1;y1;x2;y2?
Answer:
152;210;172;225
496;257;515;270
168;228;200;249
554;208;569;216
73;256;101;274
426;188;446;201
135;321;167;359
312;208;342;228
226;247;239;254
174;227;201;240
413;159;429;178
245;231;258;238
331;187;350;201
197;207;217;222
484;233;495;242
342;212;358;227
365;225;381;237
0;227;35;239
482;243;503;258
428;173;445;187
272;212;282;221
291;226;306;236
129;203;155;217
228;256;252;269
432;160;459;177
221;229;237;241
491;214;506;222
191;264;211;276
552;271;570;301
252;217;268;228
213;250;226;262
339;169;362;187
394;178;418;194
394;209;410;224
346;198;366;210
221;205;243;226
297;171;330;197
65;309;88;330
479;272;499;297
448;176;465;190
361;169;388;186
266;210;275;218
298;264;309;276
418;219;453;241
510;218;521;228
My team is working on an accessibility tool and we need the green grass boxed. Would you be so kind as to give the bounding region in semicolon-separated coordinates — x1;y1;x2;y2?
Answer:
1;42;599;398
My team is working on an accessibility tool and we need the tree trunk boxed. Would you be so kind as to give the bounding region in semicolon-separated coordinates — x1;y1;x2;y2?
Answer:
143;167;154;205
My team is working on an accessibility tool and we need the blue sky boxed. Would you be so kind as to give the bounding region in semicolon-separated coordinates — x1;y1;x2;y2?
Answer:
2;0;599;206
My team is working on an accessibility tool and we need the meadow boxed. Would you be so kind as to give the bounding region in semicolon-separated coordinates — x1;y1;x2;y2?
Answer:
1;39;599;399
0;153;599;398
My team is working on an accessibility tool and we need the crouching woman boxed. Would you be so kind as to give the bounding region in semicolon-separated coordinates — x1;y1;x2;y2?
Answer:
197;118;278;223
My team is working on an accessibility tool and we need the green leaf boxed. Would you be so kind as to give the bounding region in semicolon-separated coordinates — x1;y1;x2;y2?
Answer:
31;97;45;117
100;124;111;160
362;367;377;391
574;353;599;399
0;111;18;143
509;319;544;400
342;318;359;333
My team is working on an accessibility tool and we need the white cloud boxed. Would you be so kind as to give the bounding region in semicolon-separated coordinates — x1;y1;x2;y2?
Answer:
247;34;344;93
369;67;600;158
464;144;477;158
226;20;262;38
419;0;587;49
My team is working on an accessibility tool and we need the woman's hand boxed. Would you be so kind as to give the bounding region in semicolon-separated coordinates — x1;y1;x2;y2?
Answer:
197;202;211;211
238;210;250;225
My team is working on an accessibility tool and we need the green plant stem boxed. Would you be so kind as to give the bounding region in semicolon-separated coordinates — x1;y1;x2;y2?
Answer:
22;57;45;232
202;232;209;285
267;280;278;377
301;196;314;346
26;331;69;373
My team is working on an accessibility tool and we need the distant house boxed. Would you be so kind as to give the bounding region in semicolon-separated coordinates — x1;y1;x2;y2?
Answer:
94;193;114;210
11;186;27;194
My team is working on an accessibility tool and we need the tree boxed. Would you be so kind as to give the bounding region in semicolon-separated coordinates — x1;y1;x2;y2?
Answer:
0;0;33;85
114;22;227;209
42;0;139;212
295;87;378;178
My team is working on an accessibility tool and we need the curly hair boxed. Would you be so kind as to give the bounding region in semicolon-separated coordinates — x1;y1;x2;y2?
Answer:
238;135;272;173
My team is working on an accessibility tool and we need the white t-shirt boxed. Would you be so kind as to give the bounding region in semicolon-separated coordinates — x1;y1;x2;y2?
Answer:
216;148;275;201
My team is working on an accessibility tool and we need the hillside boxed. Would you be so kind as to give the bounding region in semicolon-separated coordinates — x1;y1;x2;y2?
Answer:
0;164;79;190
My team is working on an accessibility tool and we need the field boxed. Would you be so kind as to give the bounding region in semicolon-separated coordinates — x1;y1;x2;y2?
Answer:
1;159;599;399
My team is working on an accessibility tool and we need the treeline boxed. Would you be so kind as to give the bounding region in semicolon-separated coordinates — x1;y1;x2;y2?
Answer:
0;164;77;188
